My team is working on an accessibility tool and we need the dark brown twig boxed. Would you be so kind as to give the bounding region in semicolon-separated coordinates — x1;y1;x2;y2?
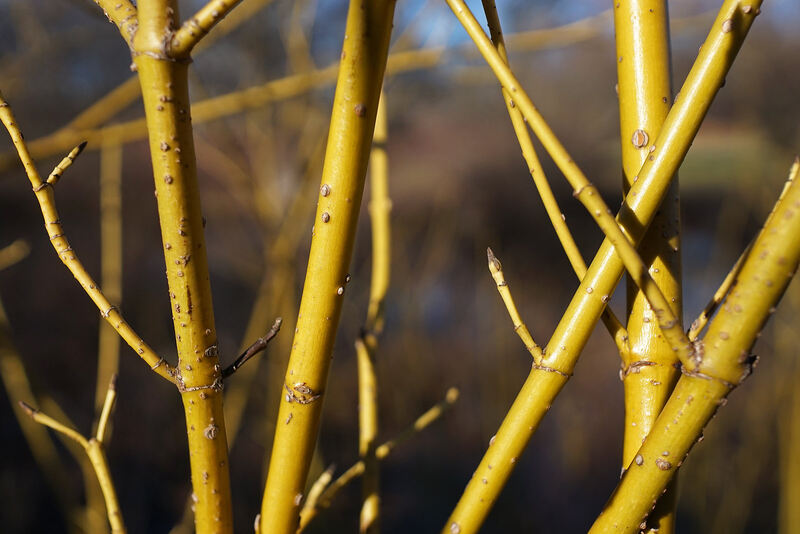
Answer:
221;317;282;378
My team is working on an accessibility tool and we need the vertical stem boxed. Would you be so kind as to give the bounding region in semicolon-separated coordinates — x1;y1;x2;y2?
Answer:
614;2;680;531
96;141;123;417
358;90;390;534
133;2;231;532
86;441;126;534
259;1;397;532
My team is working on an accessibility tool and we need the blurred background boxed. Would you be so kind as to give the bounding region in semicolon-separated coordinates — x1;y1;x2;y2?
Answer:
1;0;799;532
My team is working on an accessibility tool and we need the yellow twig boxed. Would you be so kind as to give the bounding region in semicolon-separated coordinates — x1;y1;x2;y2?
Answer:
299;388;460;532
480;0;629;356
171;0;245;57
95;375;118;444
591;157;800;533
20;376;126;534
357;89;391;534
0;94;177;384
47;141;86;186
442;1;764;531
486;248;543;360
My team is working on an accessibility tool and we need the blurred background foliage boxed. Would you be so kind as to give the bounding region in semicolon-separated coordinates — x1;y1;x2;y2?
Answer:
0;0;798;532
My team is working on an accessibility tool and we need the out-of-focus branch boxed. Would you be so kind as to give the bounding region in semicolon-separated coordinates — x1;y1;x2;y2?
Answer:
20;375;126;533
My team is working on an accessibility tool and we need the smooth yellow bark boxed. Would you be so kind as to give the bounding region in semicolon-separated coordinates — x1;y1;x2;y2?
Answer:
613;3;681;527
259;1;396;532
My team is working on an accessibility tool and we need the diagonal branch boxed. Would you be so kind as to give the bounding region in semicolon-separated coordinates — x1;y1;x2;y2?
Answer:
0;94;177;385
171;0;245;57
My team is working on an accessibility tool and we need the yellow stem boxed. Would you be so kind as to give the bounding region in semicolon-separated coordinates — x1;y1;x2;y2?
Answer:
95;375;118;444
614;3;682;530
96;140;123;416
259;2;397;531
442;1;763;532
358;89;390;534
591;157;800;532
133;2;232;532
486;248;543;360
20;392;127;534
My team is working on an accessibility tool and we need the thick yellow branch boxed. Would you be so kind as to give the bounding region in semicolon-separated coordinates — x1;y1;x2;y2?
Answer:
442;1;763;531
614;4;682;530
259;2;397;531
132;0;233;529
591;157;800;532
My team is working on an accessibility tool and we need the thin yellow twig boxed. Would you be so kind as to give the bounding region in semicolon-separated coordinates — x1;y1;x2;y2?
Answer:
486;248;543;360
171;0;245;57
357;89;391;534
480;0;629;356
0;94;177;384
20;377;127;534
95;375;118;444
19;401;89;451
